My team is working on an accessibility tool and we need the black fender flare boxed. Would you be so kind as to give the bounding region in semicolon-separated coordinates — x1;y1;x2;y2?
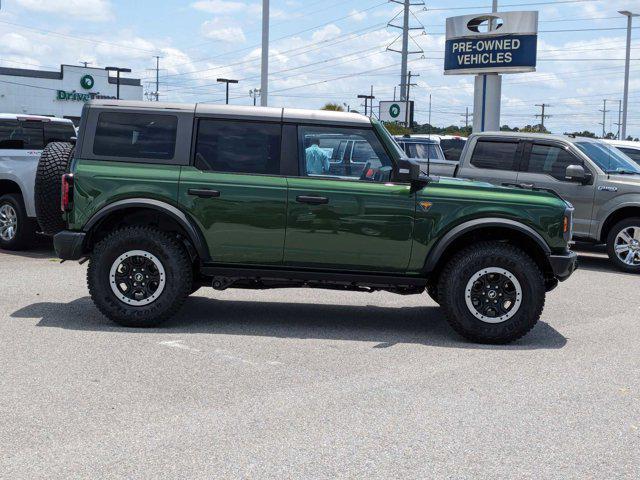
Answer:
423;217;551;273
83;198;209;261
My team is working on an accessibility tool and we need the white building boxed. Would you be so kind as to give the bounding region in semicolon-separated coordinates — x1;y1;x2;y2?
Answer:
0;64;143;124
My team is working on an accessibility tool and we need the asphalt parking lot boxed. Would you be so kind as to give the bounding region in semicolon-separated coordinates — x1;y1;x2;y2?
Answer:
0;245;638;479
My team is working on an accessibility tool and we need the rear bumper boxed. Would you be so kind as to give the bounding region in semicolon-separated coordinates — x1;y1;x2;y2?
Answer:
549;250;578;281
53;230;86;260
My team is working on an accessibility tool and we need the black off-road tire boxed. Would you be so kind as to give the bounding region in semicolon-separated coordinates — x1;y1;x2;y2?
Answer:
87;226;193;328
0;193;37;250
34;142;75;235
606;217;640;274
437;242;546;344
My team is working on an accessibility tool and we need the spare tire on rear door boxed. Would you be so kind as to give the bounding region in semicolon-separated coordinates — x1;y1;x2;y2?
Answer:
35;142;75;236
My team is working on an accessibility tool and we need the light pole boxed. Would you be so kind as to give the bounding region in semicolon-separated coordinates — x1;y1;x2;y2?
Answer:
217;78;238;104
105;66;132;100
619;10;638;140
260;0;269;106
249;88;261;106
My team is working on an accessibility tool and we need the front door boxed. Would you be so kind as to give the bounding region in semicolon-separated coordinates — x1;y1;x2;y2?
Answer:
178;118;287;264
284;125;415;272
516;141;596;238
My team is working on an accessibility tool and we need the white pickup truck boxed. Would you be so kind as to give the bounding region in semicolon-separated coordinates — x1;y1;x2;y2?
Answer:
0;114;76;250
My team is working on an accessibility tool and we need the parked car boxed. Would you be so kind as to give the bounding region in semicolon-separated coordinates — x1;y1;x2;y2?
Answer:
393;135;457;177
0;114;76;250
36;100;577;344
456;132;640;273
430;134;468;161
603;139;640;166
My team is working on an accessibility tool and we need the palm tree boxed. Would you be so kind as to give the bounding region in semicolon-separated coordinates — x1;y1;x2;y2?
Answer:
320;103;345;112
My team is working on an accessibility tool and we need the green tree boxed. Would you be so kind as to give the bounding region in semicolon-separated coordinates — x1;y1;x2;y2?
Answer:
382;122;411;136
564;130;596;138
521;124;550;134
320;103;344;112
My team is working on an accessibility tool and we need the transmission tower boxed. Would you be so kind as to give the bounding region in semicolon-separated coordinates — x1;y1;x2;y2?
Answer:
387;0;425;101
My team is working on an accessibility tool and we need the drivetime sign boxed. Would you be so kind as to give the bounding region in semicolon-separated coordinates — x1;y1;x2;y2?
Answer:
444;11;538;75
379;101;413;123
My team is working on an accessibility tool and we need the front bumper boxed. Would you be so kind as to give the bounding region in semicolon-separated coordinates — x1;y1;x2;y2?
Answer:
549;250;578;281
53;230;86;260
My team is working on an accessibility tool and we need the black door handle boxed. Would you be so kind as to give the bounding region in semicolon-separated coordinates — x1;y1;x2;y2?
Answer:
296;195;329;205
188;188;220;198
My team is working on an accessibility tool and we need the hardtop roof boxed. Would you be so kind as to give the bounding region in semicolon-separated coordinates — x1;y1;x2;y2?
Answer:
86;100;371;126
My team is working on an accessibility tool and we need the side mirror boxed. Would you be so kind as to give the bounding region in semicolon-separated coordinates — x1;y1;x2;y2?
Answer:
396;158;429;192
565;164;591;184
395;158;421;183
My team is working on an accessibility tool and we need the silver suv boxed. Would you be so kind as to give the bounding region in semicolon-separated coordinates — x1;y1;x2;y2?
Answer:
457;132;640;273
0;114;76;250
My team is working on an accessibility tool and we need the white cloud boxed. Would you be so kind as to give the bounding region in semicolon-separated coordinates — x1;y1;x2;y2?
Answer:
201;18;246;43
191;0;261;15
14;0;114;22
349;9;367;22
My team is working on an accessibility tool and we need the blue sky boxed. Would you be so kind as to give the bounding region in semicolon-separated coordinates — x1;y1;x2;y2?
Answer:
0;0;639;136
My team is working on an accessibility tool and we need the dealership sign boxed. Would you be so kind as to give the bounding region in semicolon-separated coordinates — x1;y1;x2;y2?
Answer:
444;11;538;75
56;74;116;102
379;100;414;123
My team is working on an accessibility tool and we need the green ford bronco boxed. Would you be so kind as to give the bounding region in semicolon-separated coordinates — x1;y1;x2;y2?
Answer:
35;100;577;344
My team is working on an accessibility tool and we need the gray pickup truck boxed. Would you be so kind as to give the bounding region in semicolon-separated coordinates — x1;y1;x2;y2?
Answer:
447;132;640;273
0;114;76;250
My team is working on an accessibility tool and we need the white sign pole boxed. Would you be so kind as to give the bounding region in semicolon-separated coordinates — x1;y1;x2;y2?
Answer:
473;0;501;133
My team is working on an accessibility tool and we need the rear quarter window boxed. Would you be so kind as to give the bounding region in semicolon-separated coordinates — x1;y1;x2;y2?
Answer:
44;122;76;145
470;139;518;170
93;112;177;160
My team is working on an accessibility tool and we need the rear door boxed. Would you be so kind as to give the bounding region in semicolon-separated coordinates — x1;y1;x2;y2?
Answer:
178;117;288;265
0;118;45;217
284;124;415;272
517;141;596;238
457;137;523;185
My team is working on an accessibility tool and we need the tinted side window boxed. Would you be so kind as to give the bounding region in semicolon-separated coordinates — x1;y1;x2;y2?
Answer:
470;140;518;170
619;147;640;165
194;119;281;175
440;139;466;161
93;112;177;160
0;119;21;149
527;144;579;181
45;122;76;145
299;126;392;181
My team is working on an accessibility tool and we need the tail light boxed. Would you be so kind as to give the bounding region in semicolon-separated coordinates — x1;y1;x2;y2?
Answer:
61;173;74;212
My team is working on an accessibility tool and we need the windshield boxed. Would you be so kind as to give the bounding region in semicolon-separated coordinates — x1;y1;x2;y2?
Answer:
575;141;640;175
405;142;443;160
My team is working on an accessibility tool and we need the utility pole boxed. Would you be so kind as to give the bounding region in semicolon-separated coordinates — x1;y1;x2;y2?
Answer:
461;107;472;128
599;99;610;138
79;61;91;68
387;0;425;101
615;99;622;139
154;56;161;101
260;0;269;106
535;103;551;130
217;78;238;105
357;90;375;117
401;71;418;127
619;10;638;140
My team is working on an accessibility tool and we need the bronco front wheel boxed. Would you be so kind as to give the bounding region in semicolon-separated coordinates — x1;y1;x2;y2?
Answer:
87;226;192;327
437;242;545;344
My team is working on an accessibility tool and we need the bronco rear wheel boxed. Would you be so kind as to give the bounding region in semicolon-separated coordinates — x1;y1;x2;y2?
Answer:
34;142;74;235
437;242;545;344
87;226;193;327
